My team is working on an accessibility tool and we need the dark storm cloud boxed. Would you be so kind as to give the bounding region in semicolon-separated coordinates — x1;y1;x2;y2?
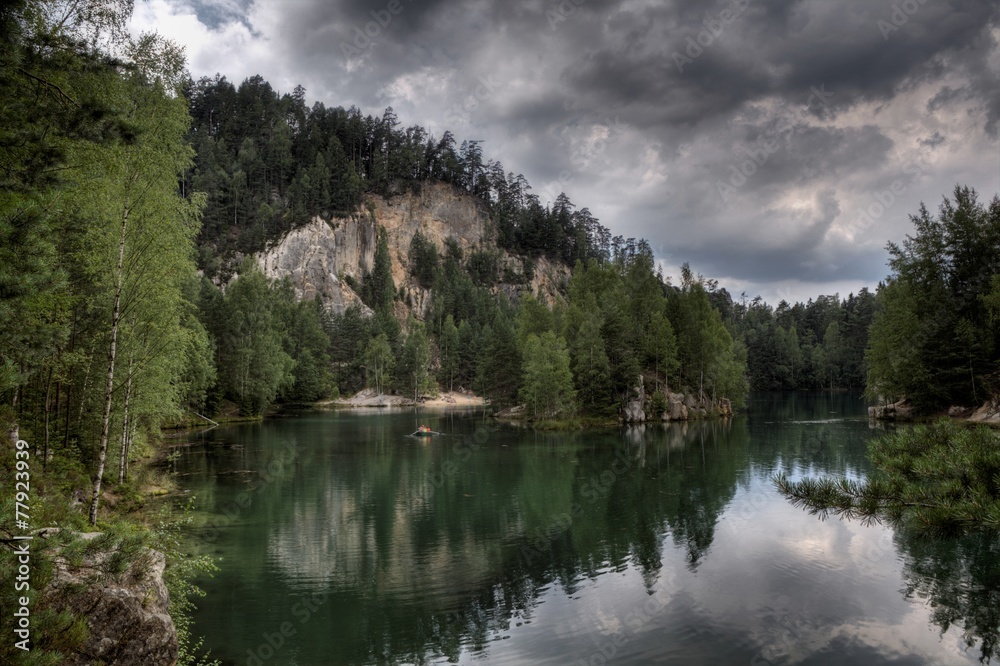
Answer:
145;0;1000;300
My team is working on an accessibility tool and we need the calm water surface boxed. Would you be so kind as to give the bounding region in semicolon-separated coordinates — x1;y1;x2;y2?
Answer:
172;393;1000;665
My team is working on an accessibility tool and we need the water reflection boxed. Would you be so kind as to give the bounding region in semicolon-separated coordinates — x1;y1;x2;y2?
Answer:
172;395;998;665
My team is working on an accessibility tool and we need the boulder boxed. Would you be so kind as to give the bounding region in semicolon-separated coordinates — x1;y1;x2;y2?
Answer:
868;398;915;421
948;405;972;418
663;393;687;421
41;536;178;666
623;375;646;423
969;400;1000;424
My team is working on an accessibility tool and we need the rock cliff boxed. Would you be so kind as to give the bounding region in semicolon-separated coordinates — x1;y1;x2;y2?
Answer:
40;532;178;665
256;181;568;316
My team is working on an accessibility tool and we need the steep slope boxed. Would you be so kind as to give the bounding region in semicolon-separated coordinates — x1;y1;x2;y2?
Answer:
256;181;569;318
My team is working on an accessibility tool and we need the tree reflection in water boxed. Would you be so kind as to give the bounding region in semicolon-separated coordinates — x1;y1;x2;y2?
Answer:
895;526;1000;663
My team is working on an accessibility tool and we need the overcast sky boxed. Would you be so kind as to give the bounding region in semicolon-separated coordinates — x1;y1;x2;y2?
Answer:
131;0;1000;304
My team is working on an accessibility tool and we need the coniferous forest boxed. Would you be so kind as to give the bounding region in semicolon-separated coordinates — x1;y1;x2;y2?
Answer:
3;0;1000;516
3;1;1000;664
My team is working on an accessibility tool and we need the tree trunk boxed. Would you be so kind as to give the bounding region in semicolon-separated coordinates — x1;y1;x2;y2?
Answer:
77;342;96;431
118;356;133;484
43;367;52;467
63;382;72;450
90;199;129;526
52;379;60;460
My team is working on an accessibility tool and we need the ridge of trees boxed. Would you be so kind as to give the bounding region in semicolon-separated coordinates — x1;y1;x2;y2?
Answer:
184;75;617;279
865;186;1000;412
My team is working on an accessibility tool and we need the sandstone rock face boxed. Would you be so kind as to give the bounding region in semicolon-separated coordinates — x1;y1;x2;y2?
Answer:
257;215;374;315
969;400;1000;424
373;181;491;289
667;393;688;421
256;181;569;317
622;375;646;423
42;541;177;666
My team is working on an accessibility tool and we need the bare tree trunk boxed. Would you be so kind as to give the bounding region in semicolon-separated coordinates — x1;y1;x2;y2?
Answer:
52;379;60;461
43;367;52;467
126;418;137;481
63;382;72;449
90;199;129;526
77;342;96;431
118;356;133;484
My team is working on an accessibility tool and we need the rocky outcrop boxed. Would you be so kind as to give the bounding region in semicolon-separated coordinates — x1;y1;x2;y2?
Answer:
666;393;688;421
969;400;1000;424
257;215;375;315
624;384;733;423
622;375;646;423
669;389;730;421
868;398;915;421
40;533;177;666
256;181;569;317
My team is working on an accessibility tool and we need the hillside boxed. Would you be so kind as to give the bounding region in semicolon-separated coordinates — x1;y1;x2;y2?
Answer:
255;181;569;320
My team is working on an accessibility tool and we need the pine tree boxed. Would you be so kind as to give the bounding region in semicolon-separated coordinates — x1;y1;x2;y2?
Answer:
439;314;460;392
776;420;1000;534
571;313;612;414
520;331;576;418
364;333;393;395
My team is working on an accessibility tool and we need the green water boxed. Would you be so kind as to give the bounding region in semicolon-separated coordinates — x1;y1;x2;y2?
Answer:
172;393;1000;665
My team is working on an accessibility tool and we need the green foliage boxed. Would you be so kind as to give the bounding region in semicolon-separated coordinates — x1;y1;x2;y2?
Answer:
732;290;876;391
212;262;295;415
364;333;393;394
408;230;438;289
362;228;395;313
476;318;522;406
152;503;221;666
396;319;435;399
776;420;1000;534
466;247;500;286
520;332;576;418
327;303;374;395
865;188;1000;411
570;313;613;414
438;314;460;392
281;295;333;402
516;294;554;345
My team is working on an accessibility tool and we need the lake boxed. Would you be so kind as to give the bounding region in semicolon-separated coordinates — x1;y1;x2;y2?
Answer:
172;393;999;665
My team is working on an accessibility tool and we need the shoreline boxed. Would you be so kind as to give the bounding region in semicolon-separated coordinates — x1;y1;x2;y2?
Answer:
315;390;487;409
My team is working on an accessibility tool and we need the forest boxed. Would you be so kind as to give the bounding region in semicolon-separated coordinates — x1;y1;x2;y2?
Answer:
3;0;1000;534
4;2;1000;664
